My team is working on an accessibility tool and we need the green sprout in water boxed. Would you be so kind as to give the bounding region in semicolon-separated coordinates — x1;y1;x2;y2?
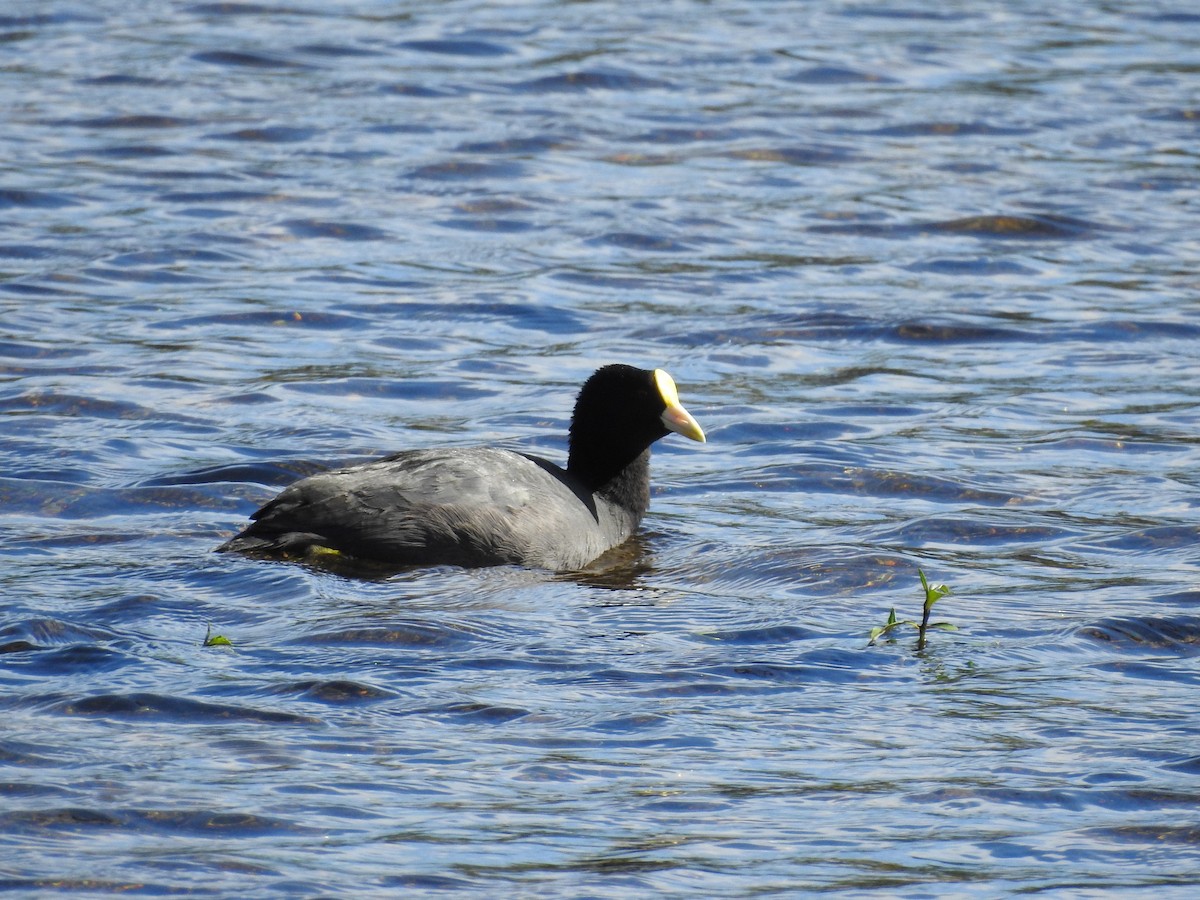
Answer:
202;625;233;648
869;569;956;651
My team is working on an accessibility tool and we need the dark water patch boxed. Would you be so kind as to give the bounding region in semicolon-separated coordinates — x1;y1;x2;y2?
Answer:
296;41;385;57
261;680;400;704
840;6;970;20
83;265;212;285
0;740;66;768
860;121;1034;137
932;213;1103;239
77;73;173;87
54;692;320;725
0;618;116;651
400;39;511;57
714;462;1019;506
724;144;858;165
589;713;669;734
153;309;367;331
1164;756;1200;775
453;654;588;676
280;218;389;241
187;2;317;14
211;125;320;143
1143;107;1200;123
109;248;245;266
885;319;1035;343
509;70;673;93
0;782;72;799
722;419;870;449
159;189;285;203
1140;12;1200;23
0;876;197;894
820;403;925;419
881;516;1082;549
453;197;536;214
0;244;56;259
0;188;83;209
0;806;316;838
1078;616;1200;654
0;528;149;556
810;213;1103;240
456;135;564;154
911;786;1200;812
303;622;482;649
631;310;877;347
1075;525;1200;554
1026;435;1188;456
1076;319;1200;342
786;66;897;84
410;159;525;180
0;12;101;26
693;624;821;646
0;341;86;361
85;144;176;160
0;479;243;520
684;544;914;600
220;389;281;406
603;151;678;166
933;161;1001;174
621;662;845;699
0;452;93;484
693;658;867;686
436;702;530;724
379;82;459;98
632;127;776;145
712;250;874;268
591;232;692;253
297;271;429;291
1089;659;1200;687
0;391;208;425
906;258;1037;276
1156;591;1200;608
60;115;197;130
436;217;536;233
551;270;664;291
130;169;240;185
0;282;90;297
192;50;309;69
2;644;135;677
0;640;38;654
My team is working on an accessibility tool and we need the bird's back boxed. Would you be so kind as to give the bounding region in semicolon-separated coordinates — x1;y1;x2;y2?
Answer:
219;447;637;570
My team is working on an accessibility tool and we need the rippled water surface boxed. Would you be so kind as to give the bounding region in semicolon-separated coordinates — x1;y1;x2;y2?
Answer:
3;1;1200;895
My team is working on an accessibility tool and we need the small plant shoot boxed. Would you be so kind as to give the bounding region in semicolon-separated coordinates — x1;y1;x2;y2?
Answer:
869;569;956;651
202;625;233;648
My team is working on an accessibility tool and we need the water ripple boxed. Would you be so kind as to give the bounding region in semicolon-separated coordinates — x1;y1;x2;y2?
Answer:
4;2;1200;895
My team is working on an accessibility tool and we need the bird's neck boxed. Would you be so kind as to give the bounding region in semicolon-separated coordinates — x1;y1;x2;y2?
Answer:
568;444;652;513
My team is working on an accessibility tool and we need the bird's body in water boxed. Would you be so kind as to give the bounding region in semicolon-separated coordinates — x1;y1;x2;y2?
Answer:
218;365;705;571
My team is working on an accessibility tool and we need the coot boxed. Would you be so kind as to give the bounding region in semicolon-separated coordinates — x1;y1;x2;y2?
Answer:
218;364;705;571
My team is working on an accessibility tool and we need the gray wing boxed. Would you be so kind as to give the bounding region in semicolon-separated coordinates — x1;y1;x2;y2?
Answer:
221;448;617;569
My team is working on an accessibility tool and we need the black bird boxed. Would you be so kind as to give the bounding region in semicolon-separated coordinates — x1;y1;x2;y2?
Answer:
218;364;705;571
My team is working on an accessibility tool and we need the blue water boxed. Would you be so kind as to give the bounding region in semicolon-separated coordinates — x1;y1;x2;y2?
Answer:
3;1;1200;895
